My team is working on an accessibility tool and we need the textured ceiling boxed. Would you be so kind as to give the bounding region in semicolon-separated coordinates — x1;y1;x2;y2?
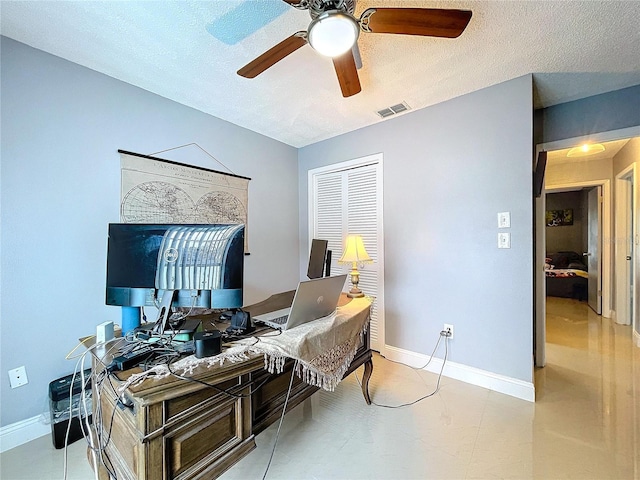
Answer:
1;1;639;147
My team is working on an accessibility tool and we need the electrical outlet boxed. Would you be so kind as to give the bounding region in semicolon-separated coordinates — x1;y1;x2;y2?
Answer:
443;324;454;339
8;366;28;389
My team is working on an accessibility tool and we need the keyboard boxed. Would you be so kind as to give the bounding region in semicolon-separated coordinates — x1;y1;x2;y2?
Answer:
270;315;288;325
253;307;292;329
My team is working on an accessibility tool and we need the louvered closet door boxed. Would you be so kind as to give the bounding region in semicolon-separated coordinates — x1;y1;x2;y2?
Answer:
310;155;384;352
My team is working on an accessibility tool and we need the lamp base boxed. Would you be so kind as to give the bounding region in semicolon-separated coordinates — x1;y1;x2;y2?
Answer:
347;268;365;298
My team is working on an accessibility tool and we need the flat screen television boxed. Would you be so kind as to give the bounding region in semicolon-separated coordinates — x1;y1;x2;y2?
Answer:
106;223;244;310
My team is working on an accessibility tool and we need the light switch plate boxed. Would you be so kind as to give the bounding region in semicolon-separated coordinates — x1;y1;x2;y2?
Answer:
498;232;511;249
498;212;511;228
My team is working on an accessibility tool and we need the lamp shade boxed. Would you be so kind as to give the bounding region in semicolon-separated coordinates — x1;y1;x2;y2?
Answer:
308;11;359;57
339;235;372;264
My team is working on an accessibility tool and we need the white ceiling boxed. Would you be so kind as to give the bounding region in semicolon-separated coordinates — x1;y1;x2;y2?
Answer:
1;1;639;148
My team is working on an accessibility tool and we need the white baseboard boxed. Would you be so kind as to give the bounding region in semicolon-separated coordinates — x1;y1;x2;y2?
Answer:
1;346;537;453
383;345;535;403
634;329;640;348
0;415;50;453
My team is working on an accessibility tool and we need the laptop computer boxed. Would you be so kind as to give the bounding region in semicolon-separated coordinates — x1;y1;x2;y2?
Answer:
253;274;347;331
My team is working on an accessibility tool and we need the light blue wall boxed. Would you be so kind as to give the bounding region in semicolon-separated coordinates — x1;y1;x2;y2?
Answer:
0;37;300;426
1;35;538;428
298;75;534;383
535;84;640;144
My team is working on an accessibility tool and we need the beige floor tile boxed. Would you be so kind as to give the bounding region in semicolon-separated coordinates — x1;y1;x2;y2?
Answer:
0;433;94;480
2;296;638;480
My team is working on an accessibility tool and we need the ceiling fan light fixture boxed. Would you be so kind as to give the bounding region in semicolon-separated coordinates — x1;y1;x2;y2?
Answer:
566;143;605;157
308;10;359;57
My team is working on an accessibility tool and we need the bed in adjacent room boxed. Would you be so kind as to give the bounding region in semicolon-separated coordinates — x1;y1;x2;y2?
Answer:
545;251;589;300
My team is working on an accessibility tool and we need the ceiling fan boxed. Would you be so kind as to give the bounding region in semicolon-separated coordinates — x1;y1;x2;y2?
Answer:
237;0;472;97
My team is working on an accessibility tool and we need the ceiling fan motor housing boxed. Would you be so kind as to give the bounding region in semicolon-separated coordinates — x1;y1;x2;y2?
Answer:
308;10;360;57
308;0;357;18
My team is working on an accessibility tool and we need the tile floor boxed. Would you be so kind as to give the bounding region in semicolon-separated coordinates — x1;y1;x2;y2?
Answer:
1;297;638;479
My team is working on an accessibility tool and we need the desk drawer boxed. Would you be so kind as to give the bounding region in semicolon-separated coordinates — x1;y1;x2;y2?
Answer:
251;360;318;434
164;395;252;480
165;377;239;424
97;375;255;479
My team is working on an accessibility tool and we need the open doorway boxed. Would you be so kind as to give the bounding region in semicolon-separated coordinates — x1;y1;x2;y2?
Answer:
534;132;640;367
544;186;602;313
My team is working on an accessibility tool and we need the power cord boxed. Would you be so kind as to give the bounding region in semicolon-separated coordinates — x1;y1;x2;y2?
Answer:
165;357;273;399
94;375;119;479
357;330;450;409
262;360;297;480
63;336;125;480
83;370;119;480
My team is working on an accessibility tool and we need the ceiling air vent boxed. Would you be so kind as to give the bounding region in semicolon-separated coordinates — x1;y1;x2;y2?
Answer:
376;102;410;119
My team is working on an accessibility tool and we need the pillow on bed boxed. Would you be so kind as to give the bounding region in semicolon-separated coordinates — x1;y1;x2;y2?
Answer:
549;253;569;269
549;251;584;269
559;251;584;264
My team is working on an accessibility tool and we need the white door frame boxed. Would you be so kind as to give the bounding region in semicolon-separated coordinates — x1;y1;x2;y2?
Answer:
308;153;385;353
545;180;611;317
614;163;637;327
534;169;546;366
534;126;640;367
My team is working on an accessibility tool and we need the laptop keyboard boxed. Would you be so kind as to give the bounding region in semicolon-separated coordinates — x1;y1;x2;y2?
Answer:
271;315;288;325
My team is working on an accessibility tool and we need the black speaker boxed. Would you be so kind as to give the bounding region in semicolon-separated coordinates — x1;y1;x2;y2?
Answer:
194;331;222;358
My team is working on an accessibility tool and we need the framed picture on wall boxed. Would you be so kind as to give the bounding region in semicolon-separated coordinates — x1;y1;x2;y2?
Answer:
546;209;573;227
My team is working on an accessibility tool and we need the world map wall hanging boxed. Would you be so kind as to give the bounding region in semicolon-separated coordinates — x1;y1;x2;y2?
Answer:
119;150;251;251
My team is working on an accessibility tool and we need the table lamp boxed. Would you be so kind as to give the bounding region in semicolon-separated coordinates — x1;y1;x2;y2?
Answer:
338;234;372;298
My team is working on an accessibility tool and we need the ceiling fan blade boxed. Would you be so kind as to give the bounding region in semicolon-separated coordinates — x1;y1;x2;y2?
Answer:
332;50;361;98
360;8;472;38
237;32;307;78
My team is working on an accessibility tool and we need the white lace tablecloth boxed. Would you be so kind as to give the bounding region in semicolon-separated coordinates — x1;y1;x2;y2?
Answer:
119;296;372;393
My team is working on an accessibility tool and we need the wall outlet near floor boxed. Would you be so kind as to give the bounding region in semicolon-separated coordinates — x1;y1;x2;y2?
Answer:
8;366;28;389
443;324;454;339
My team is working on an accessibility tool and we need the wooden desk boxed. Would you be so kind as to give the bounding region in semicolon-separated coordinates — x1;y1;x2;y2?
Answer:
91;293;372;480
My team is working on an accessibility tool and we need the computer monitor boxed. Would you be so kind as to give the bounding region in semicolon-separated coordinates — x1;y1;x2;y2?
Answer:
106;223;244;311
307;238;330;279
